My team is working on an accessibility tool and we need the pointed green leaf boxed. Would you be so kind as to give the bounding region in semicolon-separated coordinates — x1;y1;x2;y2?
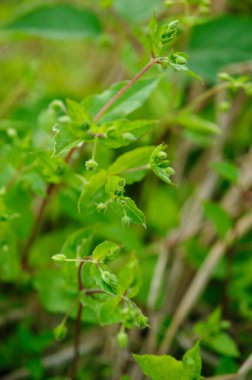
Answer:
211;161;240;183
111;196;146;227
100;119;157;149
78;170;108;214
83;77;159;123
92;241;121;263
4;5;102;40
108;146;154;184
133;354;185;380
182;342;202;380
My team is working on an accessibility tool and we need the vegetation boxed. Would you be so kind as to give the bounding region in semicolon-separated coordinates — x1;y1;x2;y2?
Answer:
0;1;252;379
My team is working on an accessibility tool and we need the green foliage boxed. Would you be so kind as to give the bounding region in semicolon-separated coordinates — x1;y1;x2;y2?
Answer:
189;16;252;82
211;160;240;183
134;342;202;380
194;308;240;358
203;202;233;238
150;144;175;184
1;1;251;379
3;5;102;39
82;77;160;122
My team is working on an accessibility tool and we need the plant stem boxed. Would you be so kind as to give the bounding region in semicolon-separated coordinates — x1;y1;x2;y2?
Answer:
21;59;156;267
93;59;156;123
21;183;55;269
186;82;229;112
122;164;150;174
71;261;84;380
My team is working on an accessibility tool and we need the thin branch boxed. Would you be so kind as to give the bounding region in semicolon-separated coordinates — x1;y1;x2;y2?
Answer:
158;210;252;354
206;374;238;380
93;59;156;123
205;352;252;380
185;82;229;112
238;352;252;379
71;261;85;380
147;243;170;309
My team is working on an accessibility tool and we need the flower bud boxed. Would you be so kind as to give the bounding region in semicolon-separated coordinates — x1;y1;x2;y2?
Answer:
96;203;107;212
157;151;168;160
52;254;66;262
121;215;131;228
49;100;66;113
117;330;128;348
122;132;137;142
168;20;179;31
53;323;68;341
136;315;149;329
85;159;98;171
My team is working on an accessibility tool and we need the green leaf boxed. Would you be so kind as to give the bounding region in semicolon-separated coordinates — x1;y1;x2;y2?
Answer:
53;121;83;157
105;176;125;197
114;0;163;24
66;99;96;129
108;146;154;184
19;171;46;197
149;11;158;39
182;342;202;380
78;170;108;214
100;119;156;149
53;101;97;156
92;241;121;263
203;202;233;238
211;161;239;183
134;342;202;380
3;5;102;40
133;354;185;380
98;296;122;325
80;292;118;325
150;144;175;184
111;196;146;227
177;113;220;135
189;16;252;82
34;270;77;314
83;77;159;123
118;254;142;298
62;227;94;259
207;333;240;358
90;263;118;295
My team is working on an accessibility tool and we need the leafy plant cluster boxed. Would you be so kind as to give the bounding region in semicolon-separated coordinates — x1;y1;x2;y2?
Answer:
1;1;252;379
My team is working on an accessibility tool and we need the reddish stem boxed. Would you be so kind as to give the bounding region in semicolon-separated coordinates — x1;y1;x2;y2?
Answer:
71;262;84;379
